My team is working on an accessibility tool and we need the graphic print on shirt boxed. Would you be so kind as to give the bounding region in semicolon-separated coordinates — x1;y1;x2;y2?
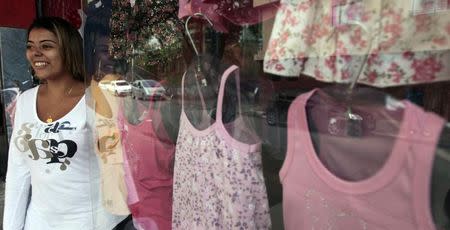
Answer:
96;118;120;164
303;189;369;229
44;121;77;133
13;122;78;170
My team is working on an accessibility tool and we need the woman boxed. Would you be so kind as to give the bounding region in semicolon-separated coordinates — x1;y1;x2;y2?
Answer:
3;17;125;229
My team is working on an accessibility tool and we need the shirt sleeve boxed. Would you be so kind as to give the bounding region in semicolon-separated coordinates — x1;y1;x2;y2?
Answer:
3;94;31;230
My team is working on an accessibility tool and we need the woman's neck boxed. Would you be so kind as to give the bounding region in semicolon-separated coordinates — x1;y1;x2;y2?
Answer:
44;77;85;98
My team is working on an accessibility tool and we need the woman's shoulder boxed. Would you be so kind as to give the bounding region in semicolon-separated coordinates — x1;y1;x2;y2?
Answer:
19;85;39;98
15;85;39;106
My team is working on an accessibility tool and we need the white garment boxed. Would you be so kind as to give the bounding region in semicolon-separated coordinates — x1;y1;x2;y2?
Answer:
3;86;125;230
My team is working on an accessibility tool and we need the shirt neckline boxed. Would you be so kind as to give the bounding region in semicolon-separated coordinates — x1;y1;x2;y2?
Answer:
300;89;412;194
33;85;86;125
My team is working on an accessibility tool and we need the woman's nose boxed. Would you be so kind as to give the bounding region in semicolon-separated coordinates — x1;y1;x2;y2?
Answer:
29;46;43;56
33;49;43;56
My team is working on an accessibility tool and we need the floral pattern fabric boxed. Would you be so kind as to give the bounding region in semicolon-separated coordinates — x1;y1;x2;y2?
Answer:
264;0;450;86
299;50;450;87
172;65;271;229
172;119;271;229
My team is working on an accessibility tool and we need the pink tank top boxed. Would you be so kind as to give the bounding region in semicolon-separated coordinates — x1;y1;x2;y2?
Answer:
118;99;175;230
172;65;271;229
281;90;445;230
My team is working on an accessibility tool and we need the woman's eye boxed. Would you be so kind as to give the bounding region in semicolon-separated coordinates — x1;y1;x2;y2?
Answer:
41;44;53;49
26;45;32;50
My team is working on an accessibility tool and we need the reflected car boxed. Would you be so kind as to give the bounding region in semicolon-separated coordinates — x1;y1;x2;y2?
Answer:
98;80;111;90
108;80;132;96
131;80;166;100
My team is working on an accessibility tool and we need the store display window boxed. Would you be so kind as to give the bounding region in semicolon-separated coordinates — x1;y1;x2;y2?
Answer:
0;0;449;229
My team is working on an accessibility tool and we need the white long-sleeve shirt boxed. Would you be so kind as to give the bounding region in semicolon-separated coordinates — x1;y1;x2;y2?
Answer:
4;86;125;230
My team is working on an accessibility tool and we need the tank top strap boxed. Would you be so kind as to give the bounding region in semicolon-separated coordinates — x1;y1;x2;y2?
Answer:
181;71;186;112
279;89;317;181
216;65;241;123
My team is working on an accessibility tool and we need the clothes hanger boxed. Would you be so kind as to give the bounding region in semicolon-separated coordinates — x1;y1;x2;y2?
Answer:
153;13;217;142
340;22;371;137
320;20;384;137
338;22;450;226
306;29;402;183
312;19;450;228
185;12;214;87
184;12;234;127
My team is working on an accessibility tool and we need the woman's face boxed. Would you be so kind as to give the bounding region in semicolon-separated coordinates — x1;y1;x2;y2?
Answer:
26;28;67;81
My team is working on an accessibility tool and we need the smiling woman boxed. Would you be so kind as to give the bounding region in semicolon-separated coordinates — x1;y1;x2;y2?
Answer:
25;17;86;124
3;17;126;230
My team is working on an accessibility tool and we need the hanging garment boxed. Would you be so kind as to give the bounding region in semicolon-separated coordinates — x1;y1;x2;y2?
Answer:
41;0;82;28
88;81;130;216
94;113;130;215
281;89;445;229
298;50;450;87
4;86;125;230
264;0;450;86
0;0;35;29
265;0;450;58
118;99;175;230
172;65;271;229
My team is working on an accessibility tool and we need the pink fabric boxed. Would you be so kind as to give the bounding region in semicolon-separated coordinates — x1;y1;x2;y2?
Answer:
178;0;278;32
281;90;445;230
264;0;450;87
5;99;17;127
172;65;271;229
178;0;230;33
205;0;278;26
118;100;175;230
